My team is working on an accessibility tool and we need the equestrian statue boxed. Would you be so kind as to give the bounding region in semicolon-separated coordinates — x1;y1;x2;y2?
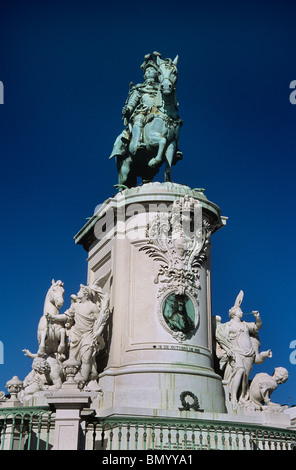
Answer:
109;51;183;190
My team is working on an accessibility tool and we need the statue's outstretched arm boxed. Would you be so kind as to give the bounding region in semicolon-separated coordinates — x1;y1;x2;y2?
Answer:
253;311;262;330
22;349;37;359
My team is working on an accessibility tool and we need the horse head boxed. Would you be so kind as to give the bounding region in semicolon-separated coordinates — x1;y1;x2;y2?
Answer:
156;55;178;95
48;279;65;309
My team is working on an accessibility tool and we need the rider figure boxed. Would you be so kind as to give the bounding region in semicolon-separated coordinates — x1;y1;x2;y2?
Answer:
123;52;160;154
109;52;161;159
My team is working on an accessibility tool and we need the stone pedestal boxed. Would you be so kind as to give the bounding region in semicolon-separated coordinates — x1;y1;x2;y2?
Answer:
47;394;90;450
75;182;227;416
46;359;91;450
5;376;23;408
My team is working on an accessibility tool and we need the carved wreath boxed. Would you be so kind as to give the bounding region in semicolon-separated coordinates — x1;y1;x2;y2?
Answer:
179;391;202;411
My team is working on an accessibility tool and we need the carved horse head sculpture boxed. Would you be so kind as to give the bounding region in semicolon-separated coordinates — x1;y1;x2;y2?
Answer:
157;55;179;96
37;279;66;357
44;279;65;313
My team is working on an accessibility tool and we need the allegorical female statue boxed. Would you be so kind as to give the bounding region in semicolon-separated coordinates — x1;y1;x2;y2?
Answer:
215;291;272;408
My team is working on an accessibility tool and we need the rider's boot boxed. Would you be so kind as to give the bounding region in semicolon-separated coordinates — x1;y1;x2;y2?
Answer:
130;123;143;154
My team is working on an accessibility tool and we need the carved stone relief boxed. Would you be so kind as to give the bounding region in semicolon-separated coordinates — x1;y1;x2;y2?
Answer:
134;196;211;341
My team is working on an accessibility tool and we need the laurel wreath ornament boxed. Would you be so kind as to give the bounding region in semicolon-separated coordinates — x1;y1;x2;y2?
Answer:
179;391;203;411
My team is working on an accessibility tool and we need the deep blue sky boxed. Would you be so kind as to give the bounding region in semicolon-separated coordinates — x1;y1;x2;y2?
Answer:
1;0;296;406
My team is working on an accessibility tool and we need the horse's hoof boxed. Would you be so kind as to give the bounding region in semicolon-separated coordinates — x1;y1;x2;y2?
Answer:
148;158;158;168
114;183;129;192
37;347;46;357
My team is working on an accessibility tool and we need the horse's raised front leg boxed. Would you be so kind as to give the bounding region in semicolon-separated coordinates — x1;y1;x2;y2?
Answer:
57;328;66;355
37;330;47;357
148;137;167;168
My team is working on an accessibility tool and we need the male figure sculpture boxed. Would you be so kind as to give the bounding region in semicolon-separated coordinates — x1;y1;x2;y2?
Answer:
249;368;289;412
48;284;110;386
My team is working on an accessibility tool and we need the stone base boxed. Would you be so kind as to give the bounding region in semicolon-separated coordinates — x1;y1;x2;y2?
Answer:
47;388;91;450
95;403;291;429
97;364;227;414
